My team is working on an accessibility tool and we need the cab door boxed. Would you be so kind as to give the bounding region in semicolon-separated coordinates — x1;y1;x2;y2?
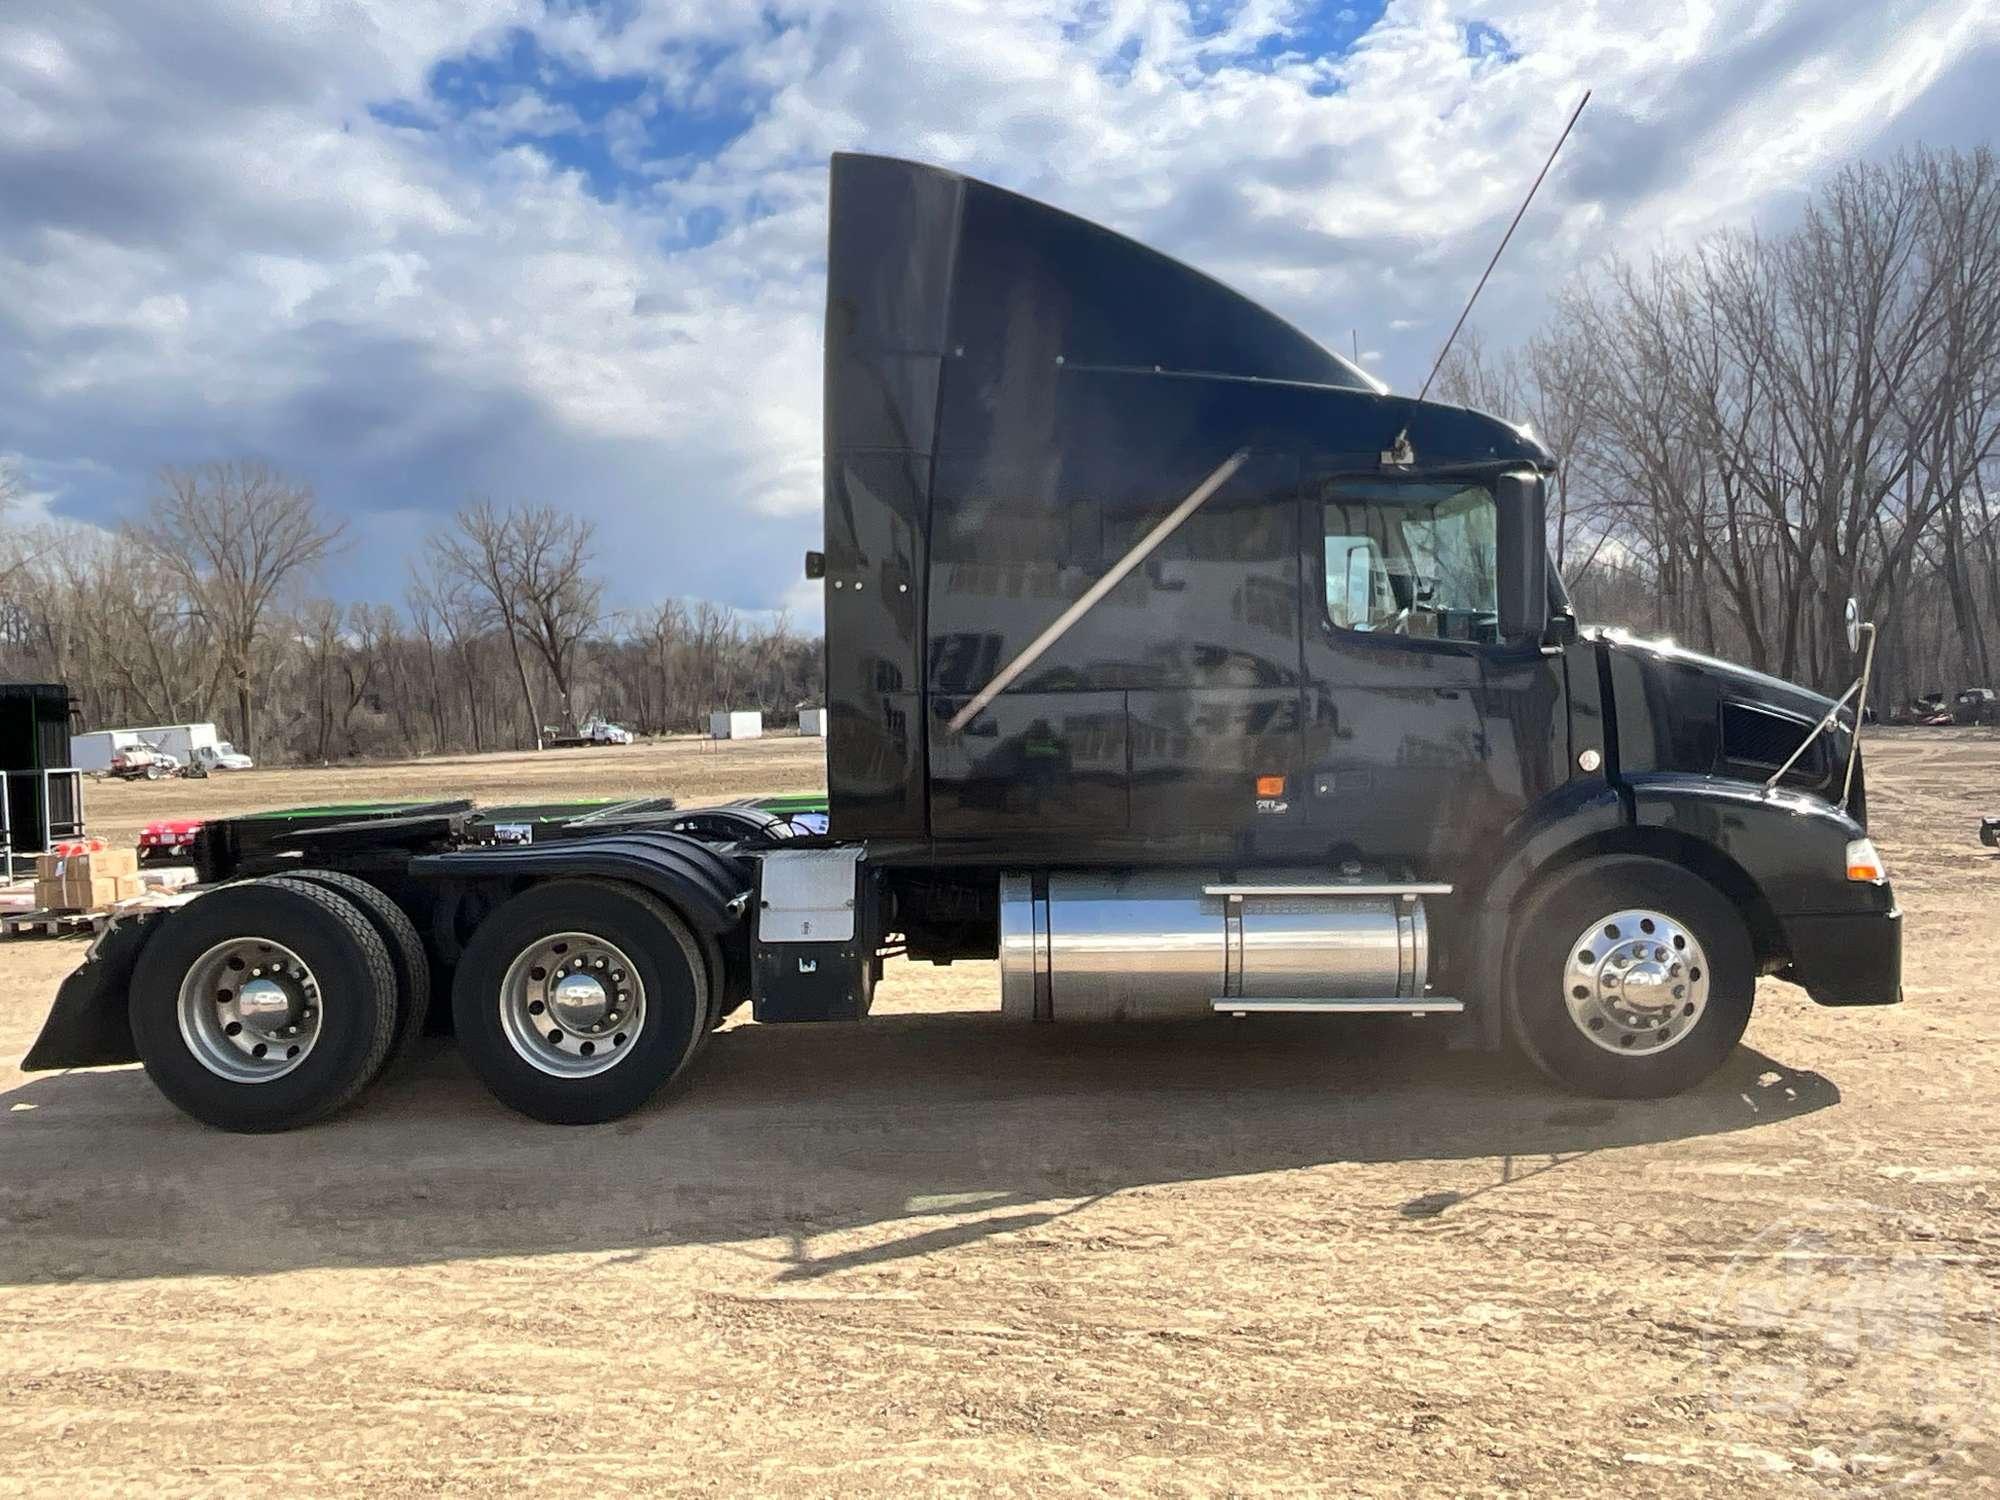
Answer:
1297;475;1503;870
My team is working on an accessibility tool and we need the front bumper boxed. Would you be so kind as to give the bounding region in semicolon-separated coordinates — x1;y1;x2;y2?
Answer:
1780;902;1903;1006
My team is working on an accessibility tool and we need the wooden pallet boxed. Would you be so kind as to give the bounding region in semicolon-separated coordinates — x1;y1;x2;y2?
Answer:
1;908;102;939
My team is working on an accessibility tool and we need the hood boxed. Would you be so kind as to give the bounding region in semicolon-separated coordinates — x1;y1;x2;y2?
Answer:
1604;631;1841;723
1596;630;1856;812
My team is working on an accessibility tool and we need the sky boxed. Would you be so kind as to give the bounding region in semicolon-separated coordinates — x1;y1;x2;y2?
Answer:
3;0;1997;625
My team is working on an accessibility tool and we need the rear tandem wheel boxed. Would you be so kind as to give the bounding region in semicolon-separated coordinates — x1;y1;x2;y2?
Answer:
450;878;712;1125
267;869;432;1077
128;880;399;1132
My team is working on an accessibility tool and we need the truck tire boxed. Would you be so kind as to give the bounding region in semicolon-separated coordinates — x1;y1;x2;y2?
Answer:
128;880;398;1132
450;879;710;1125
268;871;431;1077
1504;855;1754;1099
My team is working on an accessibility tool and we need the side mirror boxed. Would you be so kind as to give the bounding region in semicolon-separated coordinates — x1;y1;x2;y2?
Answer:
1845;596;1862;655
1495;471;1549;643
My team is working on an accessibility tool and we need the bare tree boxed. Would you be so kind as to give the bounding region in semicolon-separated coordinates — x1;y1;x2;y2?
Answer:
300;599;344;761
132;461;343;755
507;504;603;738
1443;145;2000;708
405;568;451;753
624;599;687;732
426;502;603;748
409;552;492;753
430;502;539;749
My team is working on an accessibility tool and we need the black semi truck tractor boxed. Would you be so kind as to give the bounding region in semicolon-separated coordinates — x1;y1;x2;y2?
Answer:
22;154;1902;1131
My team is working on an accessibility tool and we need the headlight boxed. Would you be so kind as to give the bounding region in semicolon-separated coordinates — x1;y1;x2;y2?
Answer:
1845;837;1886;883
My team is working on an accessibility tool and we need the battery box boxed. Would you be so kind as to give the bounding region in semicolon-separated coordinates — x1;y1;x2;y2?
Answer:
751;846;877;1022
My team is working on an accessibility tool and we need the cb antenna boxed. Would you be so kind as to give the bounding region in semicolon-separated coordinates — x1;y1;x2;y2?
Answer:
1387;89;1590;463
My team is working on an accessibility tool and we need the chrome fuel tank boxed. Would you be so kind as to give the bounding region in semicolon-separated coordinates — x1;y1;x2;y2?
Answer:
999;871;1433;1021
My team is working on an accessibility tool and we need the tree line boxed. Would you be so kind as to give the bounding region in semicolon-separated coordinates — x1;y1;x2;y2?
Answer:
0;462;823;762
1437;143;2000;706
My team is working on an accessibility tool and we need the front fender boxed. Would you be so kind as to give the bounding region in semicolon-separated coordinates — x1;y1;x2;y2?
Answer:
1464;774;1897;1039
1621;773;1883;918
1624;773;1899;1008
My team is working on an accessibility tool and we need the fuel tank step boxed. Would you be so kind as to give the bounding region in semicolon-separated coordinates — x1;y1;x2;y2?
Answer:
1204;883;1454;899
1211;997;1464;1015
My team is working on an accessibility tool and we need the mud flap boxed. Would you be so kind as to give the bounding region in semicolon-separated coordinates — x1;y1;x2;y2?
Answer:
18;909;166;1071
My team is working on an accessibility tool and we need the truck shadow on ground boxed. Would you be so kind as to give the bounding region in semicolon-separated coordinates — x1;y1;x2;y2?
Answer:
0;1012;1838;1286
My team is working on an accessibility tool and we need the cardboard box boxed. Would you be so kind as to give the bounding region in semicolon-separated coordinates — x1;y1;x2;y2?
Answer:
37;875;141;912
33;849;143;911
35;847;138;882
92;848;140;880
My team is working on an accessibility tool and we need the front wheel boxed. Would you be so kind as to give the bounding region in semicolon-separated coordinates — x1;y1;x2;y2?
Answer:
1505;855;1754;1099
451;879;710;1124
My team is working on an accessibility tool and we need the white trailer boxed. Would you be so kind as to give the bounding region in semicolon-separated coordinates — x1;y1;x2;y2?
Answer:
69;730;145;773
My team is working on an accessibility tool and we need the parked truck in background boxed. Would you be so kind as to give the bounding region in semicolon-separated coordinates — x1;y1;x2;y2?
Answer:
71;723;253;777
545;716;636;748
139;723;253;775
23;154;1901;1133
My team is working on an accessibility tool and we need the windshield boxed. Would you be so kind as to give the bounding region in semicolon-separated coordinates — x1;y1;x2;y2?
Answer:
1322;481;1499;642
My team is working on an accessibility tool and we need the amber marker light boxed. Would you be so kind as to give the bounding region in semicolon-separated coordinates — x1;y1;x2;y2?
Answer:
1255;775;1287;798
1844;837;1886;883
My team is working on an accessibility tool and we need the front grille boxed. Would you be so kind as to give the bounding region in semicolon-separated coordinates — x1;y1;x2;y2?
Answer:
1722;701;1830;786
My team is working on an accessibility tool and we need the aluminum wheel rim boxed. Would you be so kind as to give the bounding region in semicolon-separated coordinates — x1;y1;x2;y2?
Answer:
1563;907;1710;1057
176;937;323;1083
498;931;646;1078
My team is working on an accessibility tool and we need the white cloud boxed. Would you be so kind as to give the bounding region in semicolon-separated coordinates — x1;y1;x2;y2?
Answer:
1;0;1995;629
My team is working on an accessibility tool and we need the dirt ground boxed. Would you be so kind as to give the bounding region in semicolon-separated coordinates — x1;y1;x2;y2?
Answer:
1;731;1996;1496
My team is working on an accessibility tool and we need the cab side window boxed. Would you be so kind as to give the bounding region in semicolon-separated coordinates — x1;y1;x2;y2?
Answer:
1321;481;1499;643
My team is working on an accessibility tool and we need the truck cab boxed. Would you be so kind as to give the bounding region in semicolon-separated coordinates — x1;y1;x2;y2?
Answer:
181;743;251;774
24;154;1900;1131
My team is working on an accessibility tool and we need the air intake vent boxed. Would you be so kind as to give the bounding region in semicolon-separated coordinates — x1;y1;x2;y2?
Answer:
1722;701;1828;784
